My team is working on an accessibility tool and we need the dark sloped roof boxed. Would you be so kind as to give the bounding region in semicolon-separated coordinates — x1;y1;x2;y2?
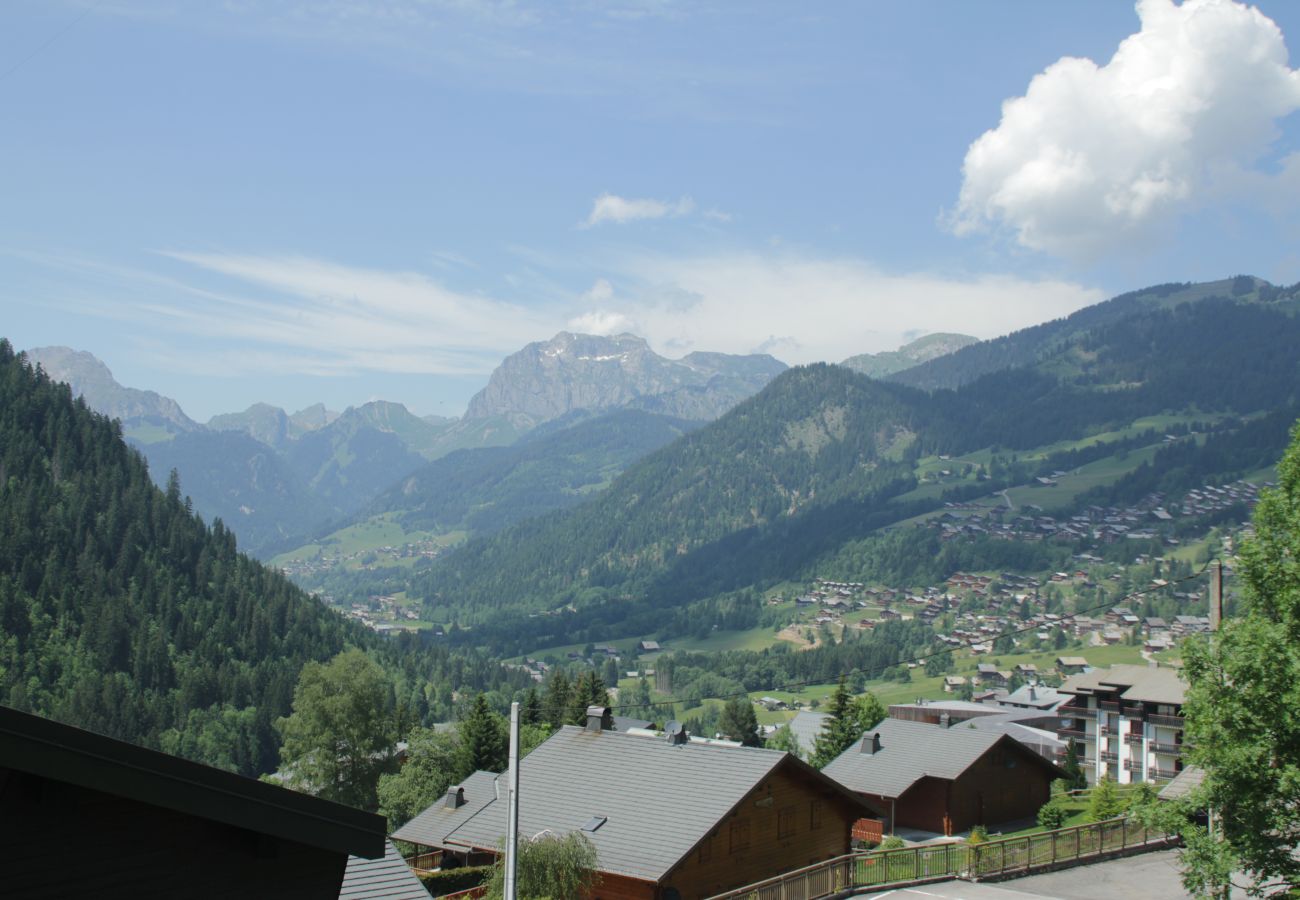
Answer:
340;839;431;900
0;705;385;859
1059;664;1186;705
390;769;500;849
1158;765;1205;802
822;718;1060;799
440;725;880;884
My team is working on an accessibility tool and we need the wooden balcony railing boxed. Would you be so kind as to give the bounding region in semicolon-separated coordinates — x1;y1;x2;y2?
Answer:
704;818;1176;900
1148;713;1185;729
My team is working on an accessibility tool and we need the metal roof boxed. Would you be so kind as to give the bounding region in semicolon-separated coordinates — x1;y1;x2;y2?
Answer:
0;705;385;859
822;718;1060;799
779;710;830;756
1158;765;1205;802
390;769;500;849
339;840;431;900
439;725;880;884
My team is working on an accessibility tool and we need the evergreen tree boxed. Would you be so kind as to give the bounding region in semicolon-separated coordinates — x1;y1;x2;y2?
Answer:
766;725;802;758
544;670;571;729
520;687;543;726
1061;738;1086;790
810;677;884;768
456;692;507;777
717;697;761;746
1086;776;1123;822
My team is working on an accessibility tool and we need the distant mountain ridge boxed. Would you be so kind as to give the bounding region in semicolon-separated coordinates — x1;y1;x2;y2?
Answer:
25;346;201;440
841;333;977;378
465;332;788;429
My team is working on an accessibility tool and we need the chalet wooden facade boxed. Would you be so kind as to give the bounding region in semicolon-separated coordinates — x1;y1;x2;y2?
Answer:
824;718;1061;836
409;708;884;900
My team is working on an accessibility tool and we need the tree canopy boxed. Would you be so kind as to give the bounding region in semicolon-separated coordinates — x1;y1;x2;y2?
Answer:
1164;420;1300;896
273;648;398;810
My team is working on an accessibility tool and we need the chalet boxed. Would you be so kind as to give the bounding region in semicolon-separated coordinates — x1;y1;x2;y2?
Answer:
390;770;503;870
419;710;883;900
639;640;663;653
942;676;967;693
0;705;385;899
1056;656;1090;675
823;718;1061;836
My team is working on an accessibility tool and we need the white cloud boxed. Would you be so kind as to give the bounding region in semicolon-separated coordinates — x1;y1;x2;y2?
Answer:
952;0;1300;260
581;277;615;303
583;192;695;227
567;309;636;335
577;251;1105;364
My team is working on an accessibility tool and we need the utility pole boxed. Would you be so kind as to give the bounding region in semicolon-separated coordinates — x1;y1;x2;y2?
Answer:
504;701;521;900
1208;560;1223;631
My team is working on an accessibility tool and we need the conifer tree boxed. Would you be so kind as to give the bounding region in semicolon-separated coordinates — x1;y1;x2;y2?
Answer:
456;692;507;777
717;697;761;746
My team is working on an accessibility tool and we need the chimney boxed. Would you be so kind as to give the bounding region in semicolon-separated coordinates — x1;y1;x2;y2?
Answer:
585;706;613;732
665;721;689;745
859;732;882;754
443;786;465;809
939;712;951;729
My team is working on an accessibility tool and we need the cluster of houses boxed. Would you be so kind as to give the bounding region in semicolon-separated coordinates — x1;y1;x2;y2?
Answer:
1;658;1188;900
923;479;1262;549
276;537;448;581
334;594;422;634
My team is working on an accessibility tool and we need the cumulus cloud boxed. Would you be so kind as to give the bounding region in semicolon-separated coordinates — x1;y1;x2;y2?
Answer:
583;193;695;227
952;0;1300;260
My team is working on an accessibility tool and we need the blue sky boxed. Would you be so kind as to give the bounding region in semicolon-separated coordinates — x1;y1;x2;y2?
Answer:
4;0;1300;421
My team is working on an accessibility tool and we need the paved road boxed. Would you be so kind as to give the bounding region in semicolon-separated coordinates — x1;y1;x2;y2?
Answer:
858;849;1208;899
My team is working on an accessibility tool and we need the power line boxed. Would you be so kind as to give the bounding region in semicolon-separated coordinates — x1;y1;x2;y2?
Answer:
602;559;1218;715
0;1;103;85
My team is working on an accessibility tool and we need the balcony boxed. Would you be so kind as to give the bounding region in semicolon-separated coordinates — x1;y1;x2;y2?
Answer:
1099;700;1121;713
1148;713;1185;729
1124;732;1143;745
1124;758;1143;771
1100;749;1118;762
1149;766;1178;780
1150;742;1183;756
1058;728;1086;739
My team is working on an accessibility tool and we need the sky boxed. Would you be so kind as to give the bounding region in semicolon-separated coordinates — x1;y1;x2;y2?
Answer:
4;0;1300;421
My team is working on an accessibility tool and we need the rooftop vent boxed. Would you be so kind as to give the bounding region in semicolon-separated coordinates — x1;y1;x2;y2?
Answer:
585;706;613;732
860;732;882;754
581;815;607;833
665;721;689;745
443;786;465;809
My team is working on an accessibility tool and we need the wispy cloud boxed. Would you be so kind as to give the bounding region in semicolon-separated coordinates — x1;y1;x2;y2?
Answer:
582;193;696;227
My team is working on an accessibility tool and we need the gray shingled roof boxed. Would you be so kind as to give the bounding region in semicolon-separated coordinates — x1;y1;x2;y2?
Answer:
440;725;879;884
390;769;500;849
822;718;1054;799
1059;664;1186;705
780;710;830;756
339;840;431;900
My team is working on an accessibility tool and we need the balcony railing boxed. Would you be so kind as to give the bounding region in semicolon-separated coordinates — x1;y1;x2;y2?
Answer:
1148;713;1185;729
1099;700;1121;713
1058;728;1086;739
1124;732;1144;745
1100;750;1118;762
1149;766;1178;780
1124;758;1142;771
1150;742;1183;756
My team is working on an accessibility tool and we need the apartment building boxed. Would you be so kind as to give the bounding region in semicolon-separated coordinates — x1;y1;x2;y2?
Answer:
1056;664;1186;785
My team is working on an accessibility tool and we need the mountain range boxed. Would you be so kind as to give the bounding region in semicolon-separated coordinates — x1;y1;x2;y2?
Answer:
398;276;1300;654
24;332;794;556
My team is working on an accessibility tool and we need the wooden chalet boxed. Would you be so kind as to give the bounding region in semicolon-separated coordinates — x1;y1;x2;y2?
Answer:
0;705;385;899
823;717;1062;837
412;707;883;900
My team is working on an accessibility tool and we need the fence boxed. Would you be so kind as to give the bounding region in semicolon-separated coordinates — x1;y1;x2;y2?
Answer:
704;816;1173;900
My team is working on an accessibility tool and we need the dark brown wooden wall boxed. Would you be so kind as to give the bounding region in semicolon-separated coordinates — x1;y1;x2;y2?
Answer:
0;769;347;899
659;768;858;900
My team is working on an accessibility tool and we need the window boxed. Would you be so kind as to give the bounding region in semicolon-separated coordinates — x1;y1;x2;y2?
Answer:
729;819;750;854
809;799;823;830
778;805;796;839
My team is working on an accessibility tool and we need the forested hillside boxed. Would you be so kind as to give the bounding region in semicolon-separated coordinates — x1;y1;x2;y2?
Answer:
0;341;528;775
410;281;1300;654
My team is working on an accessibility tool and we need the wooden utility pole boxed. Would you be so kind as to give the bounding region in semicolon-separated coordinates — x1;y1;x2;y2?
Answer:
1208;560;1223;631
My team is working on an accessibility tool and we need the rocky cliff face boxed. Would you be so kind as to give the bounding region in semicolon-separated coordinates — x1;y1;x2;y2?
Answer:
24;346;200;438
464;332;787;428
